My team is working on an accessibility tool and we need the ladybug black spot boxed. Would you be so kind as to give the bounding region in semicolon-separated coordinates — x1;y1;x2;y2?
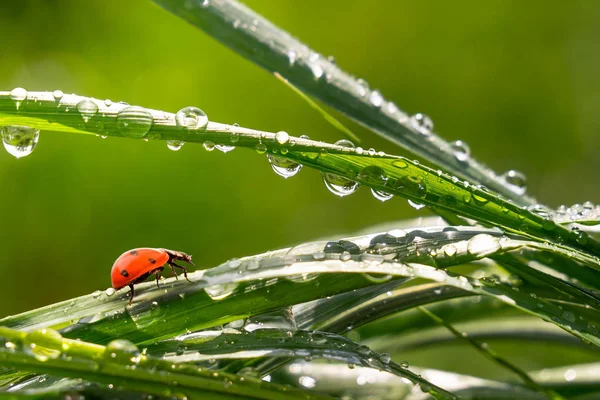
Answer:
149;258;157;264
129;250;139;256
121;269;129;277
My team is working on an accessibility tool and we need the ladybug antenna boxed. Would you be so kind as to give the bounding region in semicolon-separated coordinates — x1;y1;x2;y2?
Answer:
187;255;195;266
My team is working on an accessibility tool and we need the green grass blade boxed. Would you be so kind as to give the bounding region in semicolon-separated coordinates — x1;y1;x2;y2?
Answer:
151;0;538;207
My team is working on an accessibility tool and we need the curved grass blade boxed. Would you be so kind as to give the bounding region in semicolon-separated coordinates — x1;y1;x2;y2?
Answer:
151;0;538;207
0;91;598;258
0;327;324;400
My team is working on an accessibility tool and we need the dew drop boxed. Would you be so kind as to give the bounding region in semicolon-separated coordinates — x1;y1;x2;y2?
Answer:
24;329;63;362
1;126;40;158
502;170;527;195
369;90;383;108
275;130;290;144
175;106;208;130
371;188;393;202
216;144;235;153
357;79;369;97
287;49;297;66
105;288;116;296
76;99;99;123
564;369;576;382
467;234;501;258
299;376;316;389
204;283;238;300
255;143;267;154
52;90;64;101
92;290;102;299
167;140;185;151
410;113;433;135
10;87;27;110
203;141;215;151
451;140;470;163
116;106;153;138
408;199;426;210
267;154;303;178
322;173;359;197
380;353;391;364
104;339;140;364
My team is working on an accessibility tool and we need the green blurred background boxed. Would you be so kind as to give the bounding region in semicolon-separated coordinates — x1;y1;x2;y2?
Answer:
0;0;598;319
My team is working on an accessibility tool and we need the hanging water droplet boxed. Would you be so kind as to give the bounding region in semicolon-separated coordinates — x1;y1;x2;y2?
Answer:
52;90;64;101
287;49;297;66
175;106;208;130
308;53;323;80
116;106;153;138
407;199;426;210
371;188;393;202
410;113;434;135
1;126;40;158
369;90;383;108
216;144;235;153
167;140;184;151
267;154;303;178
203;141;215;151
321;139;359;196
255;143;267;154
451;140;470;163
23;328;63;362
76;99;98;123
10;87;27;110
501;170;527;195
275;130;290;144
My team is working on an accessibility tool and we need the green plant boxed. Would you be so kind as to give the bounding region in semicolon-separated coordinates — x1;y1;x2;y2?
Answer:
1;0;599;399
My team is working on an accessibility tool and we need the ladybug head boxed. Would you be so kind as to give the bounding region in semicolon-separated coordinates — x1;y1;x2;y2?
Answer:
162;248;194;266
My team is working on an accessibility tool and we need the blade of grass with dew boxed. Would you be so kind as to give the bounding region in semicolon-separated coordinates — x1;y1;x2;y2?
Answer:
418;306;563;400
273;72;360;143
0;326;325;400
0;91;598;258
151;0;538;207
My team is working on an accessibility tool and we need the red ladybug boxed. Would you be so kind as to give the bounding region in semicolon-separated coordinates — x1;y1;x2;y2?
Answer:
111;248;194;304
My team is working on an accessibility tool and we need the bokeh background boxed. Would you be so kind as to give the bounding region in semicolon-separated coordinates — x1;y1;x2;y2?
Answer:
0;0;598;324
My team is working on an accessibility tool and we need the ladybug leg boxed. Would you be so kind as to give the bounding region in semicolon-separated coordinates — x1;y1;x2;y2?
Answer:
170;262;191;282
128;284;135;305
154;267;164;288
167;263;180;280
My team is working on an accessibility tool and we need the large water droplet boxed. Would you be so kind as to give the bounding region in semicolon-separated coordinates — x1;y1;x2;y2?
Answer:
204;283;238;300
267;154;303;178
23;328;63;362
407;199;426;210
216;144;235;153
104;339;140;364
76;99;99;123
10;87;27;110
116;106;153;138
451;140;470;163
322;173;359;197
275;130;290;144
52;90;64;101
502;170;527;195
410;113;433;135
371;188;393;202
167;140;184;151
175;106;208;130
1;126;40;158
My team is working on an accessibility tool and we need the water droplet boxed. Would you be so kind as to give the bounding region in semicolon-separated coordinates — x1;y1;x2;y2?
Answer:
275;131;290;144
24;329;63;362
1;126;40;158
369;90;383;107
204;283;238;300
203;141;215;151
167;140;184;151
357;79;369;97
451;140;470;163
255;143;267;154
216;144;235;153
410;113;433;135
104;99;113;107
407;199;426;210
299;376;316;389
104;339;140;364
467;234;501;258
371;188;393;202
394;176;427;198
267;154;303;178
400;361;409;369
322;173;359;197
10;87;27;110
502;170;527;195
380;353;391;364
324;240;361;254
105;288;116;296
564;369;576;382
201;0;209;7
175;106;208;130
52;90;64;101
287;49;297;66
76;99;98;123
92;290;102;299
117;106;153;138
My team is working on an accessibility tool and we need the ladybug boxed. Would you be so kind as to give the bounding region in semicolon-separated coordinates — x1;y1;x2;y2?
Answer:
111;248;194;304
